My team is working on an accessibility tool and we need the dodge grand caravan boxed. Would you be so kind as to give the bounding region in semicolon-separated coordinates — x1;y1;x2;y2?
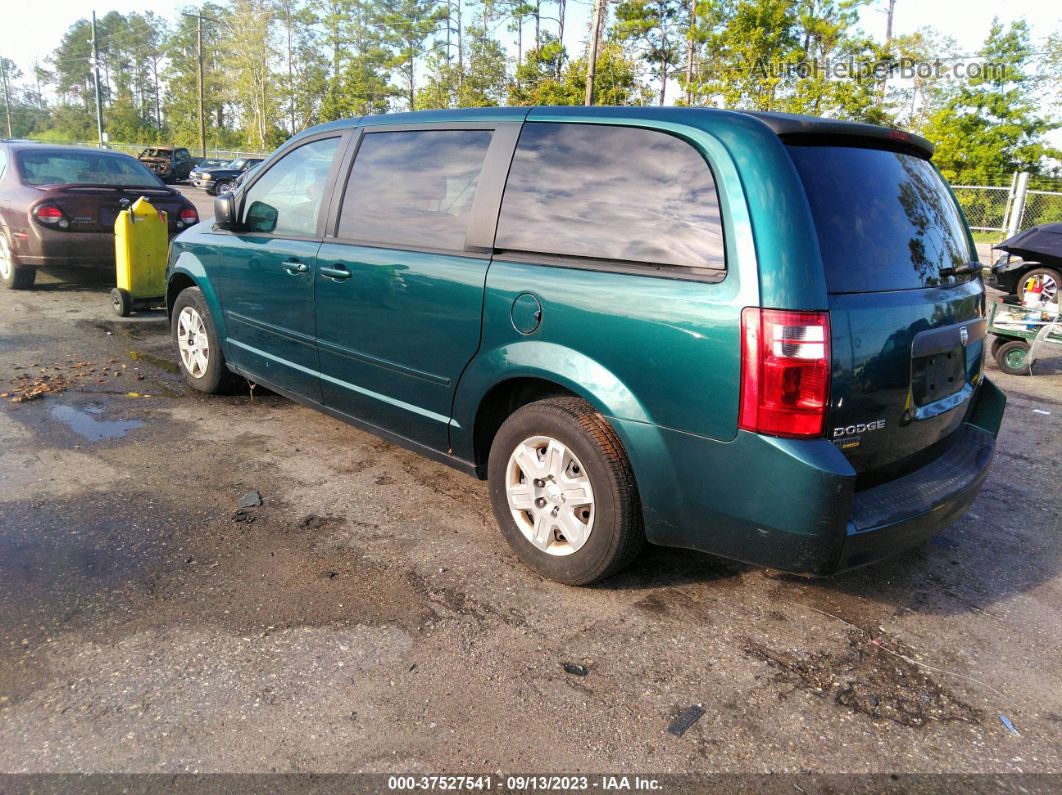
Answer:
165;106;1006;585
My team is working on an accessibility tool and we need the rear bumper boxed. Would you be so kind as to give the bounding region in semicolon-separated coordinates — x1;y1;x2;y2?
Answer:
612;377;1006;576
13;225;182;267
837;424;995;571
14;229;116;266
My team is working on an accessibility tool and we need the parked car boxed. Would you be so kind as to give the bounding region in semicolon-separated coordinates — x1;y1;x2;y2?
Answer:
137;146;195;183
190;158;264;195
988;222;1062;302
188;158;228;180
0;142;199;289
164;107;1005;585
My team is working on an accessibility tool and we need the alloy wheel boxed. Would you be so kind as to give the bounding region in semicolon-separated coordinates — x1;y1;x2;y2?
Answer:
505;435;595;556
176;306;210;378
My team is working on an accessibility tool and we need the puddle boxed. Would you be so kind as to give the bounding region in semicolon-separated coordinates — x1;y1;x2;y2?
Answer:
49;403;143;442
128;349;180;374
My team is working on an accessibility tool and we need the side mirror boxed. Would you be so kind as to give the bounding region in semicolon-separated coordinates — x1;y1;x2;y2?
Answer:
245;201;278;234
214;193;238;230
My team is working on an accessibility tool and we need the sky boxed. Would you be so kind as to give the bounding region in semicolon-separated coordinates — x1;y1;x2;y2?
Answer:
1;0;1058;108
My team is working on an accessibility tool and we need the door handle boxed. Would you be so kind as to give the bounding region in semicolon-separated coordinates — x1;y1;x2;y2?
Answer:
320;264;352;281
282;260;309;275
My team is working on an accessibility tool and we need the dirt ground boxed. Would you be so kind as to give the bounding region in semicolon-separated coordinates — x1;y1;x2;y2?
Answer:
1;196;1060;775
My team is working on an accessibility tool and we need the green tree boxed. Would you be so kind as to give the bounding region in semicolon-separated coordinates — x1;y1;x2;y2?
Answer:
225;0;280;149
380;0;446;109
920;20;1061;180
163;5;230;147
615;0;685;105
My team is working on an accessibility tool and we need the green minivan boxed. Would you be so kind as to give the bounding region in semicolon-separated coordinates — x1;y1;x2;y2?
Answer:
166;106;1006;585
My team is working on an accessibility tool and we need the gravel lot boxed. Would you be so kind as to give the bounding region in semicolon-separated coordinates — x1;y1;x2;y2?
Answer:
1;194;1060;775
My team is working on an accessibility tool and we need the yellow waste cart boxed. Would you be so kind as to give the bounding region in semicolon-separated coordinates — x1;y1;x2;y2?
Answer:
111;197;168;317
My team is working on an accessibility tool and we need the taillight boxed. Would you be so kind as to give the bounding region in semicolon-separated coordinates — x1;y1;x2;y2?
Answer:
179;208;198;225
32;203;69;228
739;308;830;438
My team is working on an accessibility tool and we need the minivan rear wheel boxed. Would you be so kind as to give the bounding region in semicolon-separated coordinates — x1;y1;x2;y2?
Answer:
171;286;242;394
488;397;645;585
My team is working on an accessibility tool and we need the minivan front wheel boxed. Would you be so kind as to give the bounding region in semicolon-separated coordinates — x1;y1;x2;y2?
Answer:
488;397;645;585
171;286;241;393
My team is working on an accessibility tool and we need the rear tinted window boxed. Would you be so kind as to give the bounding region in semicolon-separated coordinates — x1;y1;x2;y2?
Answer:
787;145;972;292
338;130;493;251
18;152;161;187
496;123;725;271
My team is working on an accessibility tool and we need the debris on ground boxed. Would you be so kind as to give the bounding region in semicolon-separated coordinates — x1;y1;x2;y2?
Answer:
2;358;154;402
999;714;1020;736
667;705;705;736
562;662;589;677
744;632;982;728
231;509;256;524
2;373;75;402
238;490;263;508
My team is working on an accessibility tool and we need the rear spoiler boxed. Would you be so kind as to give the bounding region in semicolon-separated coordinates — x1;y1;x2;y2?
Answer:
743;111;934;159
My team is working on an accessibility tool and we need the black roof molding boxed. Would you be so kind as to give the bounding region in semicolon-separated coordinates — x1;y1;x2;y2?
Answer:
742;111;934;159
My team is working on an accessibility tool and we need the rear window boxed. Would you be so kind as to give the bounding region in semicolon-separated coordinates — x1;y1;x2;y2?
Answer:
787;145;972;292
18;152;162;188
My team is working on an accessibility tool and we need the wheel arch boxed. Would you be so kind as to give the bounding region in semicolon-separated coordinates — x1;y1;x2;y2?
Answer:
453;341;653;477
166;250;229;340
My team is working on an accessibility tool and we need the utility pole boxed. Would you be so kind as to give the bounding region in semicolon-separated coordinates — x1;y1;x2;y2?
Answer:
182;11;207;158
0;58;13;138
91;11;105;147
878;0;896;102
584;0;606;106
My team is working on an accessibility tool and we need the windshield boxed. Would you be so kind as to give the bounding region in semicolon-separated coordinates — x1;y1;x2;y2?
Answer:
19;151;164;188
787;145;973;292
140;148;171;158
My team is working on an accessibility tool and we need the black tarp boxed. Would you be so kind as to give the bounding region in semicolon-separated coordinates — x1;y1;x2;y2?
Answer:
996;222;1062;265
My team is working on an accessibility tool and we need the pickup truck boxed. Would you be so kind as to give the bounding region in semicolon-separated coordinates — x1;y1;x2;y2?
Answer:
190;158;264;195
138;147;194;183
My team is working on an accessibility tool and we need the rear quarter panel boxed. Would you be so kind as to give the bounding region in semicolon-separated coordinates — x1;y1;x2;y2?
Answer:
452;110;821;454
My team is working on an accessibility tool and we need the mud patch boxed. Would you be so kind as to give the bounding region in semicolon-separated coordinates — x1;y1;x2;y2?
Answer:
128;349;180;374
744;631;982;727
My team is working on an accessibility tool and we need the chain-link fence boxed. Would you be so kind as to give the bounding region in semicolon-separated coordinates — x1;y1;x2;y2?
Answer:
1021;190;1062;230
951;174;1062;243
951;181;1014;236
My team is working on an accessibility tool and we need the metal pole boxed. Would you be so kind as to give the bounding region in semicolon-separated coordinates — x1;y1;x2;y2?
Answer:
584;0;605;106
878;0;896;103
91;11;105;146
1006;172;1030;238
0;58;13;138
196;14;206;157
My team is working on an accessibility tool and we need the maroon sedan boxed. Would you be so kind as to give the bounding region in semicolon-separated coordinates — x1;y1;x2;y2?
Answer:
0;142;199;289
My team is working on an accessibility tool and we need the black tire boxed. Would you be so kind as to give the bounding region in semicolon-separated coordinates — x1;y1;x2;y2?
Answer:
1016;266;1061;303
171;286;242;394
487;397;645;585
995;340;1032;376
0;232;36;289
214;179;234;196
111;287;133;317
990;335;1010;359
